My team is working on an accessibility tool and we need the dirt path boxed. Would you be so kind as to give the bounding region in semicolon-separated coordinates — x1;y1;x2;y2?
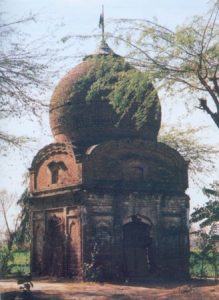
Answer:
0;279;219;299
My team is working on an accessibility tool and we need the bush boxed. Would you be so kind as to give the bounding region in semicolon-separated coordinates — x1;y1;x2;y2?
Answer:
0;248;30;277
190;251;219;278
0;249;14;277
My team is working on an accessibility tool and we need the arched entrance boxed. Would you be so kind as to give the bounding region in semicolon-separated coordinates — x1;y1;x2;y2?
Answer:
123;216;153;280
45;215;65;277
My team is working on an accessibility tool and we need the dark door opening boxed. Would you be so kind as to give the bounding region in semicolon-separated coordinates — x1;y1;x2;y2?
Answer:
45;215;65;277
123;216;152;279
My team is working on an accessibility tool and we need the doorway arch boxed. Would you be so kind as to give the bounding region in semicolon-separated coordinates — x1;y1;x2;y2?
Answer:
123;215;153;279
45;215;65;277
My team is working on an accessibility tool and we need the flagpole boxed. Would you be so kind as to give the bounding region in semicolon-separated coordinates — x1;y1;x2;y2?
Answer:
97;5;114;55
102;5;104;41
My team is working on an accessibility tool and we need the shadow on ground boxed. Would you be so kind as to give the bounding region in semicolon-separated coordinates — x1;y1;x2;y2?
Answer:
106;278;219;289
0;291;62;300
0;291;133;300
1;278;219;300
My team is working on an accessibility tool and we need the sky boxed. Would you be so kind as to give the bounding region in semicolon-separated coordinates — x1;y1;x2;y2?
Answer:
1;0;218;229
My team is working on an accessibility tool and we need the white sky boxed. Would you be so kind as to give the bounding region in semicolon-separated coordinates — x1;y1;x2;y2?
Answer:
1;0;218;229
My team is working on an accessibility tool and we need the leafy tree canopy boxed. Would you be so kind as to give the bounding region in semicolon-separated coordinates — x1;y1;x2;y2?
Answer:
159;125;219;185
74;55;160;129
108;1;219;128
0;12;66;150
191;182;219;227
190;181;219;279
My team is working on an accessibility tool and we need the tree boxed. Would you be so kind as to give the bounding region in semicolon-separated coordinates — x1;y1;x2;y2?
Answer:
0;190;18;250
190;227;219;278
15;188;31;246
0;14;49;117
0;188;31;276
0;13;64;150
190;182;219;279
0;131;31;154
191;182;219;227
159;124;219;184
0;190;20;276
109;1;219;128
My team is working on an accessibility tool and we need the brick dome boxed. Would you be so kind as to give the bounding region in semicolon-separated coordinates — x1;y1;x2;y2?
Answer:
49;54;161;152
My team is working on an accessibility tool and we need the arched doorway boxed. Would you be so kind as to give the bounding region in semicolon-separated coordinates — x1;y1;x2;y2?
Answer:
123;216;153;280
45;215;65;277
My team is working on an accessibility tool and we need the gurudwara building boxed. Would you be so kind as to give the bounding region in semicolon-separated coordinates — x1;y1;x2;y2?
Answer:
28;35;190;281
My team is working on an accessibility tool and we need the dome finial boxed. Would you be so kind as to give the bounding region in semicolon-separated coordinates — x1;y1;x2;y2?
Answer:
99;5;105;42
96;6;115;55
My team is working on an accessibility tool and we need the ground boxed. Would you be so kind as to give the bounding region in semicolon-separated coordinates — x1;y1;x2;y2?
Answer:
0;279;219;300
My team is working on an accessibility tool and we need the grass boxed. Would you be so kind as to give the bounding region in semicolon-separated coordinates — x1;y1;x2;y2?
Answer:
12;251;30;265
1;249;218;278
10;250;30;275
0;250;30;276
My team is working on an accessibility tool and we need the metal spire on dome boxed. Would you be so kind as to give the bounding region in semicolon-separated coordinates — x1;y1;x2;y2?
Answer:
96;5;115;55
99;5;105;42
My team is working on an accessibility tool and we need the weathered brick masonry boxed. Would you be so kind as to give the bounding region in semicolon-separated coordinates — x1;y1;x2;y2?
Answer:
29;43;190;281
